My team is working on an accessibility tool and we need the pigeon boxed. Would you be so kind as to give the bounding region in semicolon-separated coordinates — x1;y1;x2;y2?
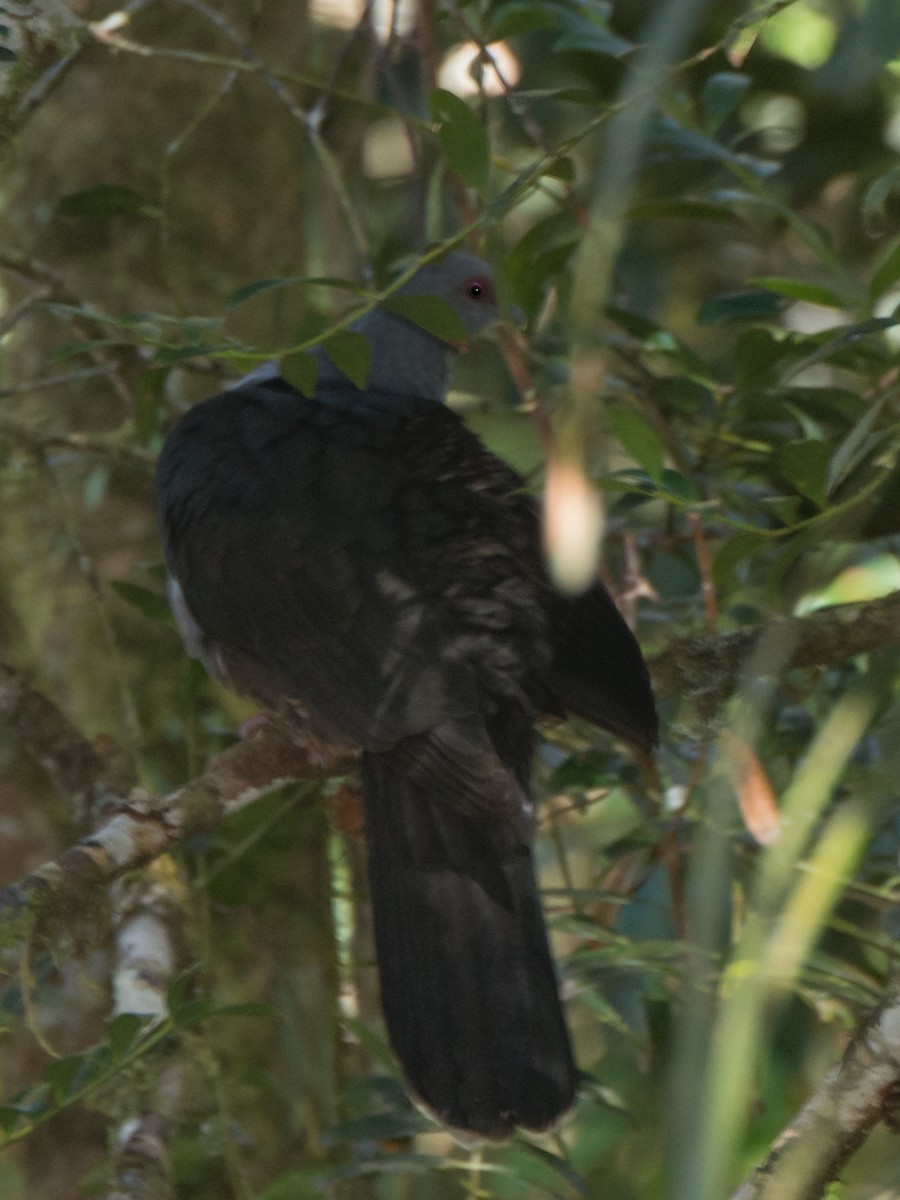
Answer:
156;251;657;1140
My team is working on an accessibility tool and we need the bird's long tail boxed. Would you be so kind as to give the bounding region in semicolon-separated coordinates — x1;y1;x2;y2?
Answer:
360;729;576;1141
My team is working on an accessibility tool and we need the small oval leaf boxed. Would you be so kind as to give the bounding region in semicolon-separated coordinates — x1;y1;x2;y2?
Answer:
607;408;665;482
109;580;174;624
384;294;468;342
282;351;319;398
321;329;371;390
429;89;490;194
777;439;831;508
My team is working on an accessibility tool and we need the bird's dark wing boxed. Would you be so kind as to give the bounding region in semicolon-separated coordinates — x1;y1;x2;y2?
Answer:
157;379;498;751
543;582;659;751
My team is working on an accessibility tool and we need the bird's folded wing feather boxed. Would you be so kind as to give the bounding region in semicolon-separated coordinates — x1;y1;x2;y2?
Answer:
157;381;482;750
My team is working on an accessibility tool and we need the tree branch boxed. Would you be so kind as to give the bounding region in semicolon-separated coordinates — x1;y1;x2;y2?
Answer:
650;589;900;712
0;729;349;943
731;981;900;1200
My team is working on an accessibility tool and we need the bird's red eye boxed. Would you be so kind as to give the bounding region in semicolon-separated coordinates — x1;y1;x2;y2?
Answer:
467;279;487;300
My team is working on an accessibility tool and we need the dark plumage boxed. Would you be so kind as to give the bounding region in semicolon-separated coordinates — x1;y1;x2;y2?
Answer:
156;253;657;1141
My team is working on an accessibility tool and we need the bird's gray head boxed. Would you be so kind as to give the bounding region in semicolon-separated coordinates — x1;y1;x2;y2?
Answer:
395;252;500;342
335;251;502;403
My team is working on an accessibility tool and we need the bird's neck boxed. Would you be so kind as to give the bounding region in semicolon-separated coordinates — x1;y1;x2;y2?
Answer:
319;308;455;403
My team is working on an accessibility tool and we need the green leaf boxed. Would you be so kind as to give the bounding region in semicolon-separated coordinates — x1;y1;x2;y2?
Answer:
553;24;634;57
384;293;468;342
107;1012;151;1058
827;398;888;492
735;328;785;384
778;440;831;508
83;464;109;510
0;1106;22;1134
698;290;784;325
52;338;122;361
44;1056;85;1103
780;315;900;383
152;343;230;366
109;580;173;624
712;531;768;591
429;89;489;194
0;46;17;62
752;276;848;309
869;238;900;301
607;408;665;482
225;277;303;308
627;199;739;224
489;3;557;37
259;1168;329;1200
321;329;371;389
225;274;366;309
544;155;576;182
211;1002;272;1018
659;469;700;502
282;351;319;397
169;999;219;1027
11;1084;52;1118
862;165;900;234
507;210;579;318
58;185;159;220
650;117;778;179
702;71;751;131
323;1111;428;1146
